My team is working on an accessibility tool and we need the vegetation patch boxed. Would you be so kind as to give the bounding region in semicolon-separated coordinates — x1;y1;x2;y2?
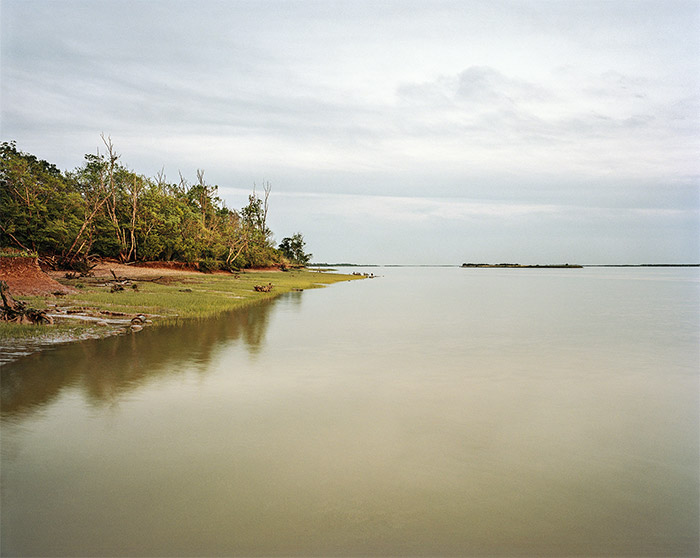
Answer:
0;139;312;271
0;268;362;351
0;138;349;359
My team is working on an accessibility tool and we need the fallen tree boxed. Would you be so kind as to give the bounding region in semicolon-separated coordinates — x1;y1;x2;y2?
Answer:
0;280;53;325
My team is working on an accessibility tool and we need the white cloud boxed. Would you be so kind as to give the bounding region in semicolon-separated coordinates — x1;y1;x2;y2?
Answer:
263;191;699;265
272;192;560;224
2;0;698;263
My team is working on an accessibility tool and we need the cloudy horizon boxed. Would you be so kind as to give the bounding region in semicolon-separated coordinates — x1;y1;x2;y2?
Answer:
2;0;698;264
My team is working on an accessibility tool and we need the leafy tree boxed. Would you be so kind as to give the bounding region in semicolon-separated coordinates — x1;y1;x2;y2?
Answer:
64;149;121;263
0;141;83;255
279;233;312;265
1;140;308;271
237;184;280;268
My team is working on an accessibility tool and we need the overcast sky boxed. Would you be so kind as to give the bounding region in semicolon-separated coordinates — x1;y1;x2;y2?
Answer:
2;0;698;264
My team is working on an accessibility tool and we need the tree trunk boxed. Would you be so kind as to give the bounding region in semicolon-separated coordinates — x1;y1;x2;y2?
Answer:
0;280;19;312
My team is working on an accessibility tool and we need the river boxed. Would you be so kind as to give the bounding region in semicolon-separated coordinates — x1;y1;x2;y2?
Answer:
1;266;698;556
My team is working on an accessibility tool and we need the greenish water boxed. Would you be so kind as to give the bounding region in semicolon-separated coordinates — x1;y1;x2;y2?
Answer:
1;267;698;556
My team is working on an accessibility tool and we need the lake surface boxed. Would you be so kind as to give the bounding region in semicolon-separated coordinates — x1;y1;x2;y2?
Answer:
1;267;698;557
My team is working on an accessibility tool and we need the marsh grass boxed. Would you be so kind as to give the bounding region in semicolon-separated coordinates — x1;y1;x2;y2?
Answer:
0;270;360;342
0;321;96;339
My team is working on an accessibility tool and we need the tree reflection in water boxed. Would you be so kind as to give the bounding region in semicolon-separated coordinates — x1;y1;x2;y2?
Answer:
1;295;285;419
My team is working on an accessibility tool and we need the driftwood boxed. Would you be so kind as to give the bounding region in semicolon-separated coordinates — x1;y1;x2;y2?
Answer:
0;280;53;325
109;269;163;283
130;314;147;325
45;255;98;273
107;269;170;293
253;283;273;293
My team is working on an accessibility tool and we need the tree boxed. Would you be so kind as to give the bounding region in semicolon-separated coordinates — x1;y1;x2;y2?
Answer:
64;149;119;264
0;141;83;255
0;140;295;270
237;184;279;268
278;233;312;266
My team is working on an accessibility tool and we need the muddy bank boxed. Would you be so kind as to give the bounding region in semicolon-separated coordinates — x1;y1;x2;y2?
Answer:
0;262;361;365
0;256;76;296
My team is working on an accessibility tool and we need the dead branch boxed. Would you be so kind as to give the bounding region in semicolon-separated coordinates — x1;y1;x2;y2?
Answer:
0;280;53;324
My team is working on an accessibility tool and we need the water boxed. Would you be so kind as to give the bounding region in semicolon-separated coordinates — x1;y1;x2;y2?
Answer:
1;267;698;557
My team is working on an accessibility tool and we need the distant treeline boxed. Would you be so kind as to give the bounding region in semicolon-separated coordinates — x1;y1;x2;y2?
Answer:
461;263;583;268
0;139;311;270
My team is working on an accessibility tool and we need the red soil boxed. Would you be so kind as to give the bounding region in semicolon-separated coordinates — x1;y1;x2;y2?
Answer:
0;257;77;296
0;256;284;297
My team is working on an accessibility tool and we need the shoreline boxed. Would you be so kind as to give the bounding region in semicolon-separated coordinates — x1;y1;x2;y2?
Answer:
461;263;583;269
0;264;362;365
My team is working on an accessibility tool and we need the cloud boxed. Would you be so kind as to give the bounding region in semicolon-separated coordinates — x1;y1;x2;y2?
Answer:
396;66;552;116
392;64;700;182
271;192;561;224
270;191;698;225
2;0;698;263
263;191;699;265
455;66;551;105
3;1;698;186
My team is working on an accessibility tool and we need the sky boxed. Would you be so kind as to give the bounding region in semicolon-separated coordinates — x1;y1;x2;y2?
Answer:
1;0;699;264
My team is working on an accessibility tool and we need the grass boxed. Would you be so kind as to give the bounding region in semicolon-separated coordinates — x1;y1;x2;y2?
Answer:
0;269;362;342
0;249;38;258
0;322;91;339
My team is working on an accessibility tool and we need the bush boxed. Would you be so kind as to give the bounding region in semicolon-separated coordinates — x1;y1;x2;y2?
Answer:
198;258;219;273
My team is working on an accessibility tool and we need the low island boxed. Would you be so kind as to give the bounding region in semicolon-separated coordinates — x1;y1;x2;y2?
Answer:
462;263;583;268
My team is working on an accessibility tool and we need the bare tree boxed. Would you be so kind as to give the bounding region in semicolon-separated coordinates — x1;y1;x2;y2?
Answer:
100;134;129;260
64;156;112;264
125;174;143;261
262;181;271;232
155;167;168;191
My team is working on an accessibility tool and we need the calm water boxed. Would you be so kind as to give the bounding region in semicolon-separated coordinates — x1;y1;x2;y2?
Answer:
1;267;698;557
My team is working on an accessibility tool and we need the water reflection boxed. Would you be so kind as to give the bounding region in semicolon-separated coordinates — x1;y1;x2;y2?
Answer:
1;296;282;419
1;269;697;557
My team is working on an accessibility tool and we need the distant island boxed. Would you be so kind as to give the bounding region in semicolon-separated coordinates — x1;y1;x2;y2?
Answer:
462;263;698;269
462;263;583;269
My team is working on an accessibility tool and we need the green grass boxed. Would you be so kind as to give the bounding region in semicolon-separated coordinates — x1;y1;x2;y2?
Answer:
60;270;356;318
0;321;98;339
0;269;362;342
0;249;38;258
